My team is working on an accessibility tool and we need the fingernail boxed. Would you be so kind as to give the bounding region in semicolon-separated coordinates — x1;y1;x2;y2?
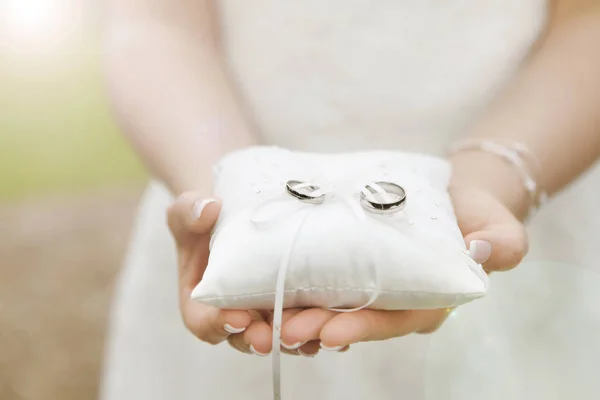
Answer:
298;348;317;358
192;198;219;220
224;324;246;334
281;341;306;351
249;344;269;357
320;343;344;352
468;240;492;264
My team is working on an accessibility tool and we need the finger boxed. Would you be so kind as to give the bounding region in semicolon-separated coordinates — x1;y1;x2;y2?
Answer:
174;197;221;297
320;309;446;346
245;318;274;356
228;321;300;356
171;194;221;295
464;221;528;272
229;329;276;356
181;302;252;345
227;311;271;355
262;308;306;355
297;340;321;358
178;236;211;298
167;191;221;243
281;308;339;349
320;310;408;346
229;310;273;356
262;308;304;328
416;308;454;334
227;332;252;354
227;311;265;354
267;308;306;355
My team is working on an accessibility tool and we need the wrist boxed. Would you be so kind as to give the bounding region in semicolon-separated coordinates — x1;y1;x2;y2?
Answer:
449;151;531;221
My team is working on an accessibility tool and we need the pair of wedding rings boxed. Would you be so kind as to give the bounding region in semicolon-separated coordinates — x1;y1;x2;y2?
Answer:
285;180;407;215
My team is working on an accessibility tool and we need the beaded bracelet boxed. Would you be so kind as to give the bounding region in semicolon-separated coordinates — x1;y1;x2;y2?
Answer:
448;140;548;217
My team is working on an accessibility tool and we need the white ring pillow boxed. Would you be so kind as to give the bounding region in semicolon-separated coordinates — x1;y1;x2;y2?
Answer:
191;146;488;311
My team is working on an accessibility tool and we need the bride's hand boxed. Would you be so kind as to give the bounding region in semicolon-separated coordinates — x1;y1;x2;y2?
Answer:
278;186;527;352
277;158;530;354
167;192;307;357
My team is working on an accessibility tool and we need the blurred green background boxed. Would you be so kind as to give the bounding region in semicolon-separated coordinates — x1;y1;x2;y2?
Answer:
1;1;147;399
0;40;146;201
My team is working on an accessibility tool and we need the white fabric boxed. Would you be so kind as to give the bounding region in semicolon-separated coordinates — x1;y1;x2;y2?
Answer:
101;1;600;399
192;147;487;310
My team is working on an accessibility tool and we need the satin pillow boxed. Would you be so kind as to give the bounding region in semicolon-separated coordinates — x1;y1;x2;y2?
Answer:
191;146;488;311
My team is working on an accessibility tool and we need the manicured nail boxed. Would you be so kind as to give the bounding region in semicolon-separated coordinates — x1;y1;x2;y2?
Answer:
320;343;344;352
468;240;492;264
192;198;219;220
224;324;246;334
281;341;306;351
249;344;269;357
298;348;317;358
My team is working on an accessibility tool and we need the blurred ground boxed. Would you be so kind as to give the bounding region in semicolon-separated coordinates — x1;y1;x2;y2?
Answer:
0;186;145;400
1;13;148;399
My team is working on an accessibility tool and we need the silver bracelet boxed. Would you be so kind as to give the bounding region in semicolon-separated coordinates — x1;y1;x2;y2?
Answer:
448;139;548;216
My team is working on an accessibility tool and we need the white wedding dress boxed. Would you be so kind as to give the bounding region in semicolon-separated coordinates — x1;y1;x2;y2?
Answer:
100;1;600;399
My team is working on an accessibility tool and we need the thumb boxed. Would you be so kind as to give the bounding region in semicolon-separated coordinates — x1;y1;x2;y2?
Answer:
463;220;528;272
167;191;221;243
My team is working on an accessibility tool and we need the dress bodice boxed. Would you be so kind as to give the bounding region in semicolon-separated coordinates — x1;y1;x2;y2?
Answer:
218;0;547;155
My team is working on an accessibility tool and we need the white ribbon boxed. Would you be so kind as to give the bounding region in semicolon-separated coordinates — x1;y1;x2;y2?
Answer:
250;181;400;400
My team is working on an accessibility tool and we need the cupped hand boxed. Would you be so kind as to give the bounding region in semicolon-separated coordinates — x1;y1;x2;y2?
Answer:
171;182;528;357
275;184;528;353
167;192;311;357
